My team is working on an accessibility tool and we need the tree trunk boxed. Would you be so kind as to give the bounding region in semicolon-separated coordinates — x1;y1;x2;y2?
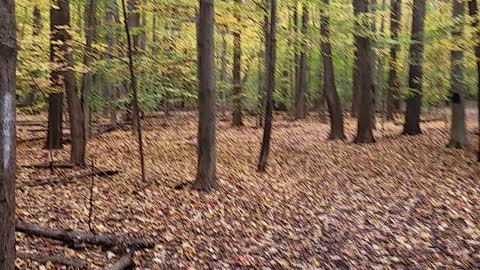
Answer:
386;0;402;120
353;0;376;143
448;0;468;148
468;0;480;161
294;5;308;119
194;0;218;191
232;0;243;126
258;0;277;172
403;0;426;135
220;31;228;116
0;0;17;267
81;0;97;139
53;0;86;166
320;0;345;140
128;0;140;133
105;0;119;128
26;6;42;107
139;0;147;51
351;5;361;118
292;1;299;117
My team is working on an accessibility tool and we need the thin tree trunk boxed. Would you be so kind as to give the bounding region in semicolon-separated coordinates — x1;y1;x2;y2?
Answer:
448;0;468;148
220;31;228;116
26;6;42;107
232;0;243;126
295;5;308;119
353;0;376;143
194;0;218;191
320;0;345;140
351;4;361;118
0;0;17;267
81;0;97;139
105;0;119;128
403;0;426;135
386;0;402;120
128;0;140;133
258;0;277;172
121;0;146;182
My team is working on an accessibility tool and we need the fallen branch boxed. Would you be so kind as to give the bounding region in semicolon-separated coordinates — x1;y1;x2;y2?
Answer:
21;169;119;187
20;163;76;169
107;253;134;270
16;220;155;250
18;252;87;269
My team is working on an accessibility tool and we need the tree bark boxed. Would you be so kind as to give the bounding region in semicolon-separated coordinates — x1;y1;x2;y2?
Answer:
468;0;480;161
386;0;402;120
81;0;97;139
294;5;308;119
353;0;376;143
258;0;277;172
220;31;228;116
403;0;426;135
0;0;16;268
320;0;345;140
448;0;468;148
194;0;218;191
351;3;361;118
232;0;243;126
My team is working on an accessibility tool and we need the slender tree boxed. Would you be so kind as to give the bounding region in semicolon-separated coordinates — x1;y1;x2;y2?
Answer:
294;5;309;119
128;0;141;133
220;31;228;116
403;0;427;135
81;0;98;139
386;0;402;120
468;0;480;161
258;0;277;172
194;0;218;191
105;0;120;128
448;0;468;148
0;0;17;267
320;0;345;140
353;0;376;143
25;5;42;107
232;0;243;126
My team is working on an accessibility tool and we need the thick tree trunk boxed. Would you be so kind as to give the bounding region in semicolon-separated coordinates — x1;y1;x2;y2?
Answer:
81;0;97;139
294;6;308;119
258;0;277;173
403;0;426;135
448;0;468;148
0;0;17;267
320;0;345;140
194;0;218;191
353;0;376;143
232;0;243;126
54;0;86;166
468;0;480;161
386;0;402;120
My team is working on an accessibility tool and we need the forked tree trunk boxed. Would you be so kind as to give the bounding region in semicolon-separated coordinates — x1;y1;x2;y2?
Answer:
81;0;97;139
194;0;218;191
403;0;426;135
353;0;376;144
0;0;17;267
448;0;468;148
468;0;480;161
294;6;308;119
320;0;345;140
258;0;277;172
386;0;402;120
232;0;243;127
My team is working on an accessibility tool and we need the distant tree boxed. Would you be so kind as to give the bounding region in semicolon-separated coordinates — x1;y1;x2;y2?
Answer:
0;0;17;267
258;0;277;172
294;5;308;119
448;0;468;148
353;0;376;143
194;0;219;191
81;0;97;139
403;0;427;135
386;0;402;120
128;0;141;133
320;0;345;140
232;0;243;127
468;0;480;161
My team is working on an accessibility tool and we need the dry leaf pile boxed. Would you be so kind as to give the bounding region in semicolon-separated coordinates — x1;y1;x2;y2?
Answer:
15;112;480;269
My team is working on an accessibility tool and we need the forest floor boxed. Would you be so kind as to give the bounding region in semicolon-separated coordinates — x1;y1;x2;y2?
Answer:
15;111;480;269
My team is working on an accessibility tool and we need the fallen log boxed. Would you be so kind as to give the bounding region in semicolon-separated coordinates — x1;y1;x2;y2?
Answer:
16;220;155;250
18;252;88;269
107;253;134;270
22;169;120;187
